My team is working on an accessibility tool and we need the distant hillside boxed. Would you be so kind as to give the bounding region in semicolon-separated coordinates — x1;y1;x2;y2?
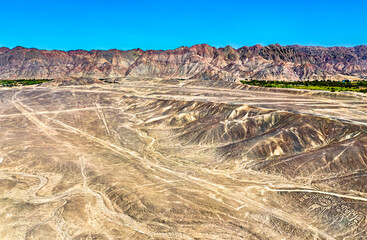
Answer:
0;44;366;81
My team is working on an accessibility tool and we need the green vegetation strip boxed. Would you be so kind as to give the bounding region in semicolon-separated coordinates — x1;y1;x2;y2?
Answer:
241;80;367;93
0;79;52;87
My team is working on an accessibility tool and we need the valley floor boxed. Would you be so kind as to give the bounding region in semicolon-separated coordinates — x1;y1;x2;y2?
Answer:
1;78;367;239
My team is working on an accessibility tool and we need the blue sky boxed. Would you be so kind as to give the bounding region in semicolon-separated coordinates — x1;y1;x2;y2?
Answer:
1;0;366;50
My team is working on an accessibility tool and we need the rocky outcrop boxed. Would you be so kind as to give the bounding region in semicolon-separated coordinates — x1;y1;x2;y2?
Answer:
0;44;366;81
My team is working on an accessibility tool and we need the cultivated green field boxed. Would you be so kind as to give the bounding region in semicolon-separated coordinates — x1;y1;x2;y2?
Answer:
241;80;367;93
0;79;51;87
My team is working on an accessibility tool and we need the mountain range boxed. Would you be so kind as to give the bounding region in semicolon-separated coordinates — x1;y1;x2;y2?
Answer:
0;44;366;81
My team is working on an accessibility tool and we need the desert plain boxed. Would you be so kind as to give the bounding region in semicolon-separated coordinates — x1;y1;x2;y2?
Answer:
1;78;367;239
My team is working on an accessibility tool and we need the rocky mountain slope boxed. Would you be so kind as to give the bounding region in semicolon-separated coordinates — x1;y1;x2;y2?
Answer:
0;44;366;81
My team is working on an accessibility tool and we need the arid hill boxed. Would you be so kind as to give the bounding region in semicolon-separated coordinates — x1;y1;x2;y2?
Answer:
0;44;366;81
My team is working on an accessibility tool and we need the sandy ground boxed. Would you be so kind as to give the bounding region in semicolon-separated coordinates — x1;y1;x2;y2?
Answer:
0;78;367;240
